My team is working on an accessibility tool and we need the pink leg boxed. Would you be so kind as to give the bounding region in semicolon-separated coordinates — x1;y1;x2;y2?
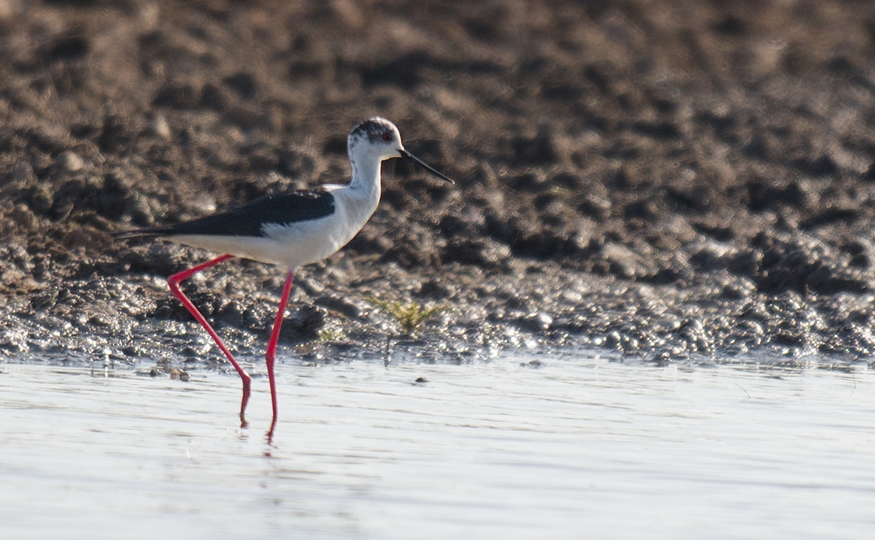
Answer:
167;254;251;423
265;271;295;424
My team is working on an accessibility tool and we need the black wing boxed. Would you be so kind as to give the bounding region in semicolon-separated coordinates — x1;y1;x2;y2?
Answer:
114;189;335;239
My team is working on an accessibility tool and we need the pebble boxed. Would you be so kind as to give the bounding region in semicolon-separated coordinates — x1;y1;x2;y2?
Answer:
148;115;172;140
56;150;84;173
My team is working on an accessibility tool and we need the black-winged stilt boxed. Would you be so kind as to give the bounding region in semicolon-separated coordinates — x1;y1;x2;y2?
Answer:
114;117;453;426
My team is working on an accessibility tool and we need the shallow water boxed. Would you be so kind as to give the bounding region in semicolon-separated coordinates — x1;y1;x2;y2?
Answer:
1;352;874;539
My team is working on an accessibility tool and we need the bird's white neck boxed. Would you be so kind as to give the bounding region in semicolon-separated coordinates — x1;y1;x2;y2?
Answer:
348;154;383;199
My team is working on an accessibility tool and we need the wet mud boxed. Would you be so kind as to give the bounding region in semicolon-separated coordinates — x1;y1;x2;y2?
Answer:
3;0;875;366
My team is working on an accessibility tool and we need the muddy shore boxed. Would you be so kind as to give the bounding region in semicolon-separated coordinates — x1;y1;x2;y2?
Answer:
3;0;875;367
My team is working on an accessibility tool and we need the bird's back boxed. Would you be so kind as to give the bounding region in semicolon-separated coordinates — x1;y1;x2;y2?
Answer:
114;189;336;240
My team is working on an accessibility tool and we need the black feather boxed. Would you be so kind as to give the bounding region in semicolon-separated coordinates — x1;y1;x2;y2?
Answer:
113;189;335;239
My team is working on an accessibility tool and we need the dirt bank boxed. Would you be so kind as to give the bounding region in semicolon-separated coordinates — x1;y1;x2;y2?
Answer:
3;0;875;366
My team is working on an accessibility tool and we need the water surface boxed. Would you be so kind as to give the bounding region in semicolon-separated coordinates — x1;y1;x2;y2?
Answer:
1;352;873;539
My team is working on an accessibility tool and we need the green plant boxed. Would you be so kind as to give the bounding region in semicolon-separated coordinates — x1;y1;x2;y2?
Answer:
365;297;449;335
316;328;346;343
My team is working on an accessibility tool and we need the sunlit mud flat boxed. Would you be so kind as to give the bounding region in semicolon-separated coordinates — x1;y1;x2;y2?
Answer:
1;351;874;539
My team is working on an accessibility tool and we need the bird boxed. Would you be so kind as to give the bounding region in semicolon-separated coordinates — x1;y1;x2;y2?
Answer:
114;117;453;427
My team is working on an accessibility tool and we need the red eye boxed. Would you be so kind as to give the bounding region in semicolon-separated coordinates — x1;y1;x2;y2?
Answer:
381;132;392;142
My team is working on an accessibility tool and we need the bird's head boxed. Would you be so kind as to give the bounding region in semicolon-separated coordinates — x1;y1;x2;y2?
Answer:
348;117;454;183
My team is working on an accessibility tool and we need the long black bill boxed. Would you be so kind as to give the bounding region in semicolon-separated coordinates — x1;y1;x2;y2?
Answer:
399;149;455;184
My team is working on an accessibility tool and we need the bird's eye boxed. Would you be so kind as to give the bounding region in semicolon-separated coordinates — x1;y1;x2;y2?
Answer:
381;132;393;142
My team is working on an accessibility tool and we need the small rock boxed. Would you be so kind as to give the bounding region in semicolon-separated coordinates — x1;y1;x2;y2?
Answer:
560;289;583;304
578;194;612;220
599;242;655;280
516;312;553;333
56;150;84;173
286;305;326;338
147;115;172;140
170;367;190;382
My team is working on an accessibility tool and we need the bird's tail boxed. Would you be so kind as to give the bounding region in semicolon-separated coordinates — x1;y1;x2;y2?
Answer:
111;227;166;240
